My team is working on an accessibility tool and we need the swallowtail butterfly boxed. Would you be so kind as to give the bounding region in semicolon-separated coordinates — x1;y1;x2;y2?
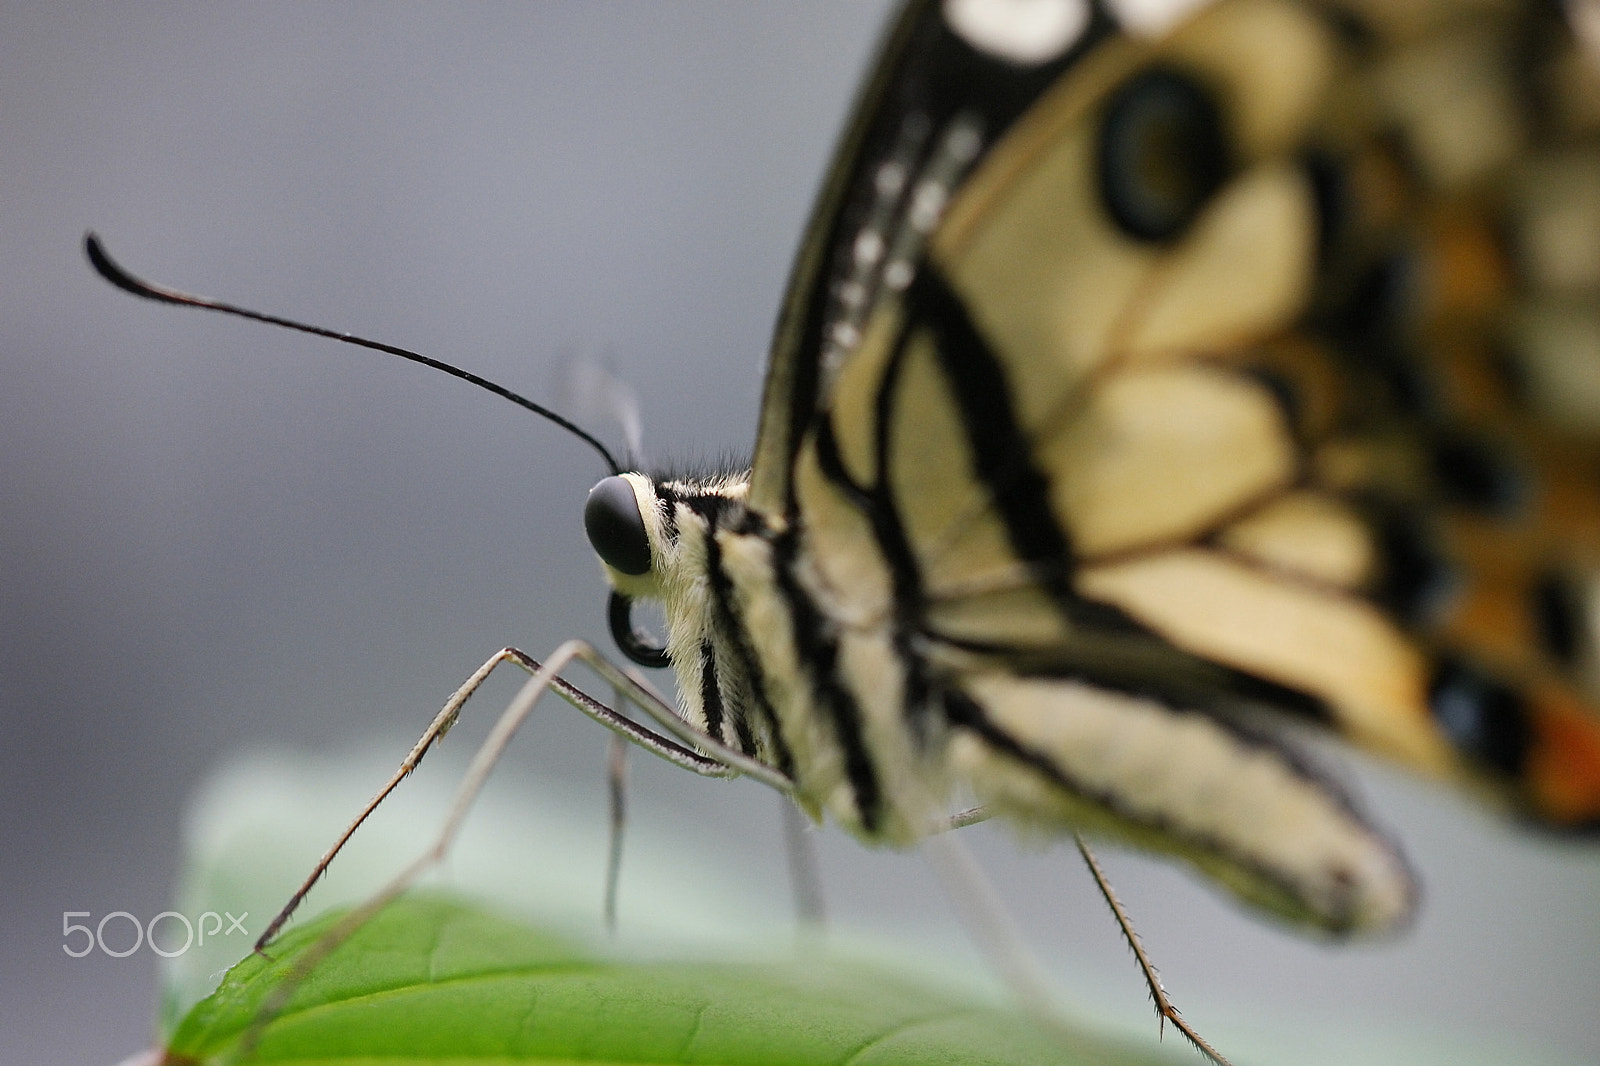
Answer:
91;0;1600;1059
586;0;1600;935
583;0;1600;1053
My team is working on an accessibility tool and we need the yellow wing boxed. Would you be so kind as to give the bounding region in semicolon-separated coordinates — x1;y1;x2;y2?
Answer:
772;0;1600;836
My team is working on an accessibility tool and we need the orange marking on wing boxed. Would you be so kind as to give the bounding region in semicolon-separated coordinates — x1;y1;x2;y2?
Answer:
1527;682;1600;825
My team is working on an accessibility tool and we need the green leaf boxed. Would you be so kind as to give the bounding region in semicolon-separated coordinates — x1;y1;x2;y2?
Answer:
166;895;1180;1065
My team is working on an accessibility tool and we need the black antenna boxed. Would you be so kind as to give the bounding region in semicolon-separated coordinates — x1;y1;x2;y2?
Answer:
84;233;624;477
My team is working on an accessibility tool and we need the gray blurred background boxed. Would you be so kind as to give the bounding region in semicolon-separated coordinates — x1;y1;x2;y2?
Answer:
2;4;1597;1065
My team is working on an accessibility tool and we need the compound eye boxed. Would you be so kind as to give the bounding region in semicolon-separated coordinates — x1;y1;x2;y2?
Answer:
584;475;653;576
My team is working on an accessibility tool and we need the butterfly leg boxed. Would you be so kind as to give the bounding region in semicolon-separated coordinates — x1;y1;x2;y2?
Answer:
781;795;827;928
599;674;829;933
945;805;990;830
920;824;1065;1021
256;641;790;954
240;639;798;1053
925;806;1231;1064
253;647;526;951
603;730;629;933
1075;835;1233;1066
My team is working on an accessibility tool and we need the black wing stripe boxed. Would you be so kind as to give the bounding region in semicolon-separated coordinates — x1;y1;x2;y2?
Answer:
931;630;1331;723
757;0;1113;515
772;527;886;834
907;264;1076;599
812;392;945;746
939;687;1388;933
905;265;1220;645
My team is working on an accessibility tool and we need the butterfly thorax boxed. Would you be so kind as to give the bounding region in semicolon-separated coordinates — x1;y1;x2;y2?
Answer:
589;468;949;844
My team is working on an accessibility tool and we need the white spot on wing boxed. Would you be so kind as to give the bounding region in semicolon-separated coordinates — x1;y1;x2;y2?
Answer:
875;161;907;198
1571;0;1600;64
1104;0;1215;38
944;0;1089;65
884;259;915;291
852;230;884;269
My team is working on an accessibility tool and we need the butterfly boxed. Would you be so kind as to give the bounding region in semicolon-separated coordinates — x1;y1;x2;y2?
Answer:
578;0;1600;1047
586;0;1600;931
91;0;1600;1060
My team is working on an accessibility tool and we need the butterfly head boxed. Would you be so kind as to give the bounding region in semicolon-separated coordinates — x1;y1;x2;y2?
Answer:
585;474;666;591
583;473;671;667
584;470;752;670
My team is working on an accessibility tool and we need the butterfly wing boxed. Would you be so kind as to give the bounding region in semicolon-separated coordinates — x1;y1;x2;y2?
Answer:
748;0;1109;517
749;0;1600;928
